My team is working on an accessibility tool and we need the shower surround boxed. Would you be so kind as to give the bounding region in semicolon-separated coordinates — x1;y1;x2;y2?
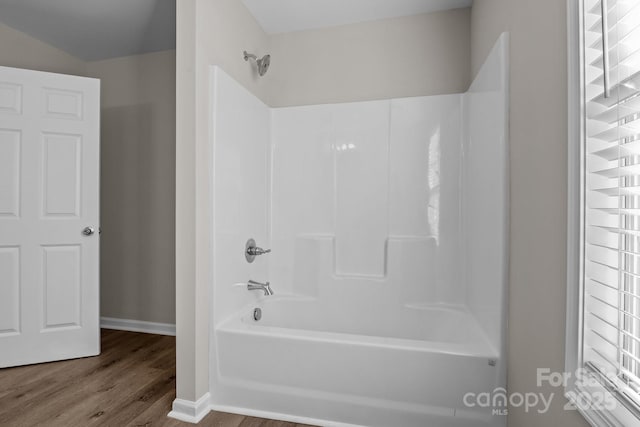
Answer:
208;35;508;427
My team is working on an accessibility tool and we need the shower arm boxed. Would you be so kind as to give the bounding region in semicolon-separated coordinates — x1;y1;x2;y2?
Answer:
243;50;270;77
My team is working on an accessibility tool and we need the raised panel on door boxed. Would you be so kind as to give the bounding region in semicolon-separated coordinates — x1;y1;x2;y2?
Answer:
0;129;21;217
0;246;20;336
42;132;81;217
0;82;22;114
42;88;83;120
42;245;81;330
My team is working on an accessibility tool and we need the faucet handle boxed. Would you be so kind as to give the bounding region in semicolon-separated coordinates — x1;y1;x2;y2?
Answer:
249;247;271;256
248;279;269;286
245;238;271;262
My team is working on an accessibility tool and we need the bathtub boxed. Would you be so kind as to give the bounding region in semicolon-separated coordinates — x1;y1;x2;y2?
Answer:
212;296;502;427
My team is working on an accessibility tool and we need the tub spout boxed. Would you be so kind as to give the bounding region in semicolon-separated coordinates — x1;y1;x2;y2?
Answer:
248;280;273;296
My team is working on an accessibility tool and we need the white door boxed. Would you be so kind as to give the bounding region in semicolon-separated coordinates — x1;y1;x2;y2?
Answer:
0;66;100;367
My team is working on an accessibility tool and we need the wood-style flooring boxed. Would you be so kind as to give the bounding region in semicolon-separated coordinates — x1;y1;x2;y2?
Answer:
0;329;314;427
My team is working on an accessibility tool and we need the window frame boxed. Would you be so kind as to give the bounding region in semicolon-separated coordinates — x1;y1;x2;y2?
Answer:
566;0;640;425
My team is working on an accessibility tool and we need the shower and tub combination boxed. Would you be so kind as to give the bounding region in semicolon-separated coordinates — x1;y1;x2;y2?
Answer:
209;35;509;427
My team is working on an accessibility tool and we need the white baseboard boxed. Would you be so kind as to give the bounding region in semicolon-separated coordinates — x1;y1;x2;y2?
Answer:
168;393;211;424
100;316;176;336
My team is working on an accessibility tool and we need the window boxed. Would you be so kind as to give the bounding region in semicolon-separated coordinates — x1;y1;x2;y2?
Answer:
567;0;640;425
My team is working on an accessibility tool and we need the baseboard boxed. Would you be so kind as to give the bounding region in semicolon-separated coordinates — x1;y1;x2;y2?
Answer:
168;393;211;424
100;316;176;336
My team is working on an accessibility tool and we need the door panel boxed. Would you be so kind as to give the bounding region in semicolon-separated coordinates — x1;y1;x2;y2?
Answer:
0;129;20;217
0;66;100;368
42;245;81;329
0;246;20;335
43;88;83;120
0;82;22;114
42;133;81;217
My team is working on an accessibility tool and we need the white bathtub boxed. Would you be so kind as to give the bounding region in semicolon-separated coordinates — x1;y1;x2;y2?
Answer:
212;296;502;427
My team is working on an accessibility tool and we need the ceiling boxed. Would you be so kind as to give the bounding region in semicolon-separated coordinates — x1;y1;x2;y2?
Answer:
0;0;175;61
242;0;473;34
0;0;469;60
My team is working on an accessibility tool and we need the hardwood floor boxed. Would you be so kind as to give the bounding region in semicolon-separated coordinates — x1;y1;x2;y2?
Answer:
0;329;314;427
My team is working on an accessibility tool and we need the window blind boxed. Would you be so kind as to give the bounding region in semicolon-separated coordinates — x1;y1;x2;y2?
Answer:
583;0;640;409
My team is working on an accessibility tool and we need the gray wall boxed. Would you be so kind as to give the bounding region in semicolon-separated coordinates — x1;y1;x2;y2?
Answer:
471;1;589;426
0;22;85;75
266;9;470;107
86;51;177;324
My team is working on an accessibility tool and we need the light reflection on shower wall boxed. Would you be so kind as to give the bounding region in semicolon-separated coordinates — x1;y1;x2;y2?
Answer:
334;101;389;277
428;129;441;243
389;95;463;303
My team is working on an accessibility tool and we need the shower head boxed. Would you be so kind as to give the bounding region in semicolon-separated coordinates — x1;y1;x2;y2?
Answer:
244;51;270;77
257;54;270;76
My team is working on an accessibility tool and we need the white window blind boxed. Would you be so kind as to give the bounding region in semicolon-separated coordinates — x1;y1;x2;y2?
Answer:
583;0;640;413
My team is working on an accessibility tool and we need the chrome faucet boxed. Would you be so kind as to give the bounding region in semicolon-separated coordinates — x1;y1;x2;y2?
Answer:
245;238;271;263
247;245;271;256
248;280;273;296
